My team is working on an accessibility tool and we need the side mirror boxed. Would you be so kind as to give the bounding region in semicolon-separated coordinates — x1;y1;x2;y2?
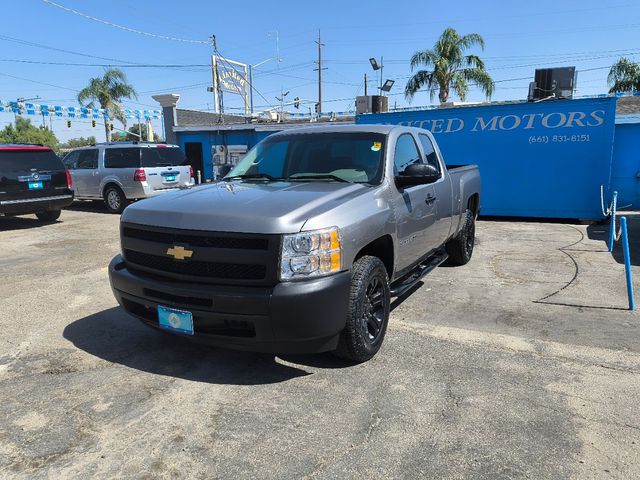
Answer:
395;163;440;188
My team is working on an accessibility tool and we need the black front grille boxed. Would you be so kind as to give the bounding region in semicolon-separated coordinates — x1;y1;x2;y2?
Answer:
124;249;266;280
123;226;269;250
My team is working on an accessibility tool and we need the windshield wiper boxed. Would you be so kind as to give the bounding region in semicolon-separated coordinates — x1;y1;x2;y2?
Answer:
225;173;283;181
287;174;350;183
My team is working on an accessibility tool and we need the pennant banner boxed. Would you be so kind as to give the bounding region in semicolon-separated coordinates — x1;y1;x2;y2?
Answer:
0;100;162;120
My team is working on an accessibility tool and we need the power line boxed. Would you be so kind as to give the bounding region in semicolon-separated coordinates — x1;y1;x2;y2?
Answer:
0;58;210;68
42;0;210;44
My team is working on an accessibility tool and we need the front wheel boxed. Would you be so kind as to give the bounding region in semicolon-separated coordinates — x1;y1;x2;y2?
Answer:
103;185;127;214
334;256;391;363
35;210;61;222
445;208;476;266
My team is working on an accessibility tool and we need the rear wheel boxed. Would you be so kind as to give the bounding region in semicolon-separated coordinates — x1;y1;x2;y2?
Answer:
35;210;61;222
104;185;127;214
445;209;475;266
334;256;391;363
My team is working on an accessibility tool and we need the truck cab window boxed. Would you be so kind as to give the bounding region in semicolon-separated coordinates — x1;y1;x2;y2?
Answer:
394;134;422;175
418;134;441;174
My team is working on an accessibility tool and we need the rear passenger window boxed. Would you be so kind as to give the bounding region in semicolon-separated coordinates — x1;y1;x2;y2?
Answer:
76;149;98;169
104;148;140;168
394;134;422;175
418;134;441;173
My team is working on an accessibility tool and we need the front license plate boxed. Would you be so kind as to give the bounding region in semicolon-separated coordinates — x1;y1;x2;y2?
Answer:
164;175;176;182
158;305;194;335
28;181;43;190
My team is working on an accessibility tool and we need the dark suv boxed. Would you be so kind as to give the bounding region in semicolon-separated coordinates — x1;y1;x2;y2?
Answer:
0;145;74;221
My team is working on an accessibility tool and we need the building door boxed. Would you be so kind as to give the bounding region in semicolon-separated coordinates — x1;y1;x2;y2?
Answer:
184;142;204;180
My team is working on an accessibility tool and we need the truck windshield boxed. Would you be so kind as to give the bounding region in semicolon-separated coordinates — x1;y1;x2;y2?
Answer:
227;132;386;185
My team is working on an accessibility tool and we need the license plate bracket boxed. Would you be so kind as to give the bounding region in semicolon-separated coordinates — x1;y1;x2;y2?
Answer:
158;305;194;335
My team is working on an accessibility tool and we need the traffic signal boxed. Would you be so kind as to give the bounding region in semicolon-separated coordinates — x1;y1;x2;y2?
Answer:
91;119;96;128
294;97;300;109
314;103;320;113
110;123;114;131
66;120;71;128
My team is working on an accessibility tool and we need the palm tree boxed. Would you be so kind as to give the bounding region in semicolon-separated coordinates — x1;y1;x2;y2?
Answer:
608;57;640;94
77;68;137;142
405;27;494;104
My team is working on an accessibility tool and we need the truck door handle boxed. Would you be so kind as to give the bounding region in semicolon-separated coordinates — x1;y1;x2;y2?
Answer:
425;194;436;204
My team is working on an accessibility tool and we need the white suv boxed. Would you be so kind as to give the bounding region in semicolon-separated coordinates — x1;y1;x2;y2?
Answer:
63;142;194;213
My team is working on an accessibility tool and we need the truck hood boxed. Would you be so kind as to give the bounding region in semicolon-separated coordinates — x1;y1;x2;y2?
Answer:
121;180;370;234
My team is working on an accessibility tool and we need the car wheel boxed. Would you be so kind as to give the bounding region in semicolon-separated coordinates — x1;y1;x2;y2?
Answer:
35;210;61;222
334;255;391;363
445;209;475;266
104;185;127;214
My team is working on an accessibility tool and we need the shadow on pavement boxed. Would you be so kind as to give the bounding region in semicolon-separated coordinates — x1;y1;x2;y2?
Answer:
64;307;314;385
587;212;640;266
0;215;59;231
66;200;113;214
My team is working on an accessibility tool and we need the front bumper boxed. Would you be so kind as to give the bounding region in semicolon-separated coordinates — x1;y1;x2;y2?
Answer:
0;192;74;215
108;255;351;354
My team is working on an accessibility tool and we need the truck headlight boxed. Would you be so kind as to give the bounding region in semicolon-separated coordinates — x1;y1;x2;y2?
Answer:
280;227;342;280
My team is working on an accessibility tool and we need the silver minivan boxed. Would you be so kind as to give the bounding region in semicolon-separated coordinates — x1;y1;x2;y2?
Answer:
63;142;194;213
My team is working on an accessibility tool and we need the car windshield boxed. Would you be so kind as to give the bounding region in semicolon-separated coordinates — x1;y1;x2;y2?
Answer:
226;132;386;185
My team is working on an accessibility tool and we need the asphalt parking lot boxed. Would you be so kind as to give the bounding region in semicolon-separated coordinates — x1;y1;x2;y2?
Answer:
1;203;640;479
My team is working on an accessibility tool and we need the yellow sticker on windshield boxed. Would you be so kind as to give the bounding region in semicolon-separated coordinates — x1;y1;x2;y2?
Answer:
371;141;382;152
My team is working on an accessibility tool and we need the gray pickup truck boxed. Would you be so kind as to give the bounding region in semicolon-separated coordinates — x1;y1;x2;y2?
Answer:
108;125;480;362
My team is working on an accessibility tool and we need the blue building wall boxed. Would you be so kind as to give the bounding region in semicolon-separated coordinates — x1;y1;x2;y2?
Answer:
357;97;618;219
611;121;640;209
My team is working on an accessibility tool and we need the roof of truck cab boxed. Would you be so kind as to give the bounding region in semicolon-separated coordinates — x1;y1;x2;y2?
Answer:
267;124;413;136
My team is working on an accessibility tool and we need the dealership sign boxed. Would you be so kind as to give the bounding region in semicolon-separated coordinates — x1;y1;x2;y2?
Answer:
357;97;618;219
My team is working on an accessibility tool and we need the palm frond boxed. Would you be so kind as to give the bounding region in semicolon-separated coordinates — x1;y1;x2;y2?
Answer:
405;70;437;102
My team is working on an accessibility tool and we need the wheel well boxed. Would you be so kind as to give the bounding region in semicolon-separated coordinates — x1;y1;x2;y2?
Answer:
103;183;122;197
354;235;394;278
467;193;480;215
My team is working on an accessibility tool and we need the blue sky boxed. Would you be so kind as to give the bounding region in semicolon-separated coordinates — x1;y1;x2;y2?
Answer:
1;0;639;141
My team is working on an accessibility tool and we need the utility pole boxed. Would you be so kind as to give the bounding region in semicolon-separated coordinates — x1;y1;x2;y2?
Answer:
210;34;224;117
314;30;326;113
364;73;368;96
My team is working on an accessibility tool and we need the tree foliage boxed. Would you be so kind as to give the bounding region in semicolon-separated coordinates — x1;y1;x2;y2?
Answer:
110;123;160;142
608;57;640;94
405;27;494;104
0;117;59;149
77;68;137;142
60;136;96;149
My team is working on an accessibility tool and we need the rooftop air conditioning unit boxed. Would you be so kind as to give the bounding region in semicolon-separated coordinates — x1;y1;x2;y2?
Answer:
528;67;576;101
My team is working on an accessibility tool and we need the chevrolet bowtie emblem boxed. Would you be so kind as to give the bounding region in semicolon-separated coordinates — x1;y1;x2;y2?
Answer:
166;245;193;261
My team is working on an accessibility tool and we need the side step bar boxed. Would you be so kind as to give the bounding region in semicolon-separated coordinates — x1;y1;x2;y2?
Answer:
389;249;448;297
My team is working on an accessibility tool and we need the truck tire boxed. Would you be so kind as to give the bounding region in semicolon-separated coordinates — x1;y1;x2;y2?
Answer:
35;209;61;222
445;208;475;266
334;256;391;363
104;185;127;214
